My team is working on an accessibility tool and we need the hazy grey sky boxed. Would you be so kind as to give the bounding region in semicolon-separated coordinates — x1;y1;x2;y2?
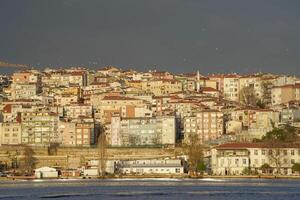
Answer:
1;0;300;74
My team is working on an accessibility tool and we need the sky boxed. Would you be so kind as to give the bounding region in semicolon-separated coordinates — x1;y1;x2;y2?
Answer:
1;0;300;75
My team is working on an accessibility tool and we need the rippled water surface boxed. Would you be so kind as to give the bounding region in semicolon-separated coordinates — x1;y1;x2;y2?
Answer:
0;178;300;200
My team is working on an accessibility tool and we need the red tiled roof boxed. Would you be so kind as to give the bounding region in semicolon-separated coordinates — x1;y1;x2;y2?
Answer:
3;104;12;113
201;87;219;92
216;143;300;149
102;96;139;101
216;143;263;149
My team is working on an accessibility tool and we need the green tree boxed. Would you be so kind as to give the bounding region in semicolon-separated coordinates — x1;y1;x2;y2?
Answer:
242;167;251;175
196;161;206;172
262;125;299;143
292;163;300;173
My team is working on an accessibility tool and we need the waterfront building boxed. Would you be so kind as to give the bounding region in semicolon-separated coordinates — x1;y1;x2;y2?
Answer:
117;159;184;175
211;143;300;175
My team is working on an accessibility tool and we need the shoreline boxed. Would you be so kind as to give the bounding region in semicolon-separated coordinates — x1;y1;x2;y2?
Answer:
2;175;300;181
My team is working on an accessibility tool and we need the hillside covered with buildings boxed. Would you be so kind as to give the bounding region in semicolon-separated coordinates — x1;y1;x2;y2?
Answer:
1;66;300;177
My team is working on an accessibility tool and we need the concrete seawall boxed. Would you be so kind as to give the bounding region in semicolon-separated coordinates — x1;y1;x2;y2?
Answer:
0;146;181;169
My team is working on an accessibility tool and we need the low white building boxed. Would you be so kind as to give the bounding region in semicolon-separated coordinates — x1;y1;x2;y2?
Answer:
83;160;116;176
117;159;184;175
35;167;58;179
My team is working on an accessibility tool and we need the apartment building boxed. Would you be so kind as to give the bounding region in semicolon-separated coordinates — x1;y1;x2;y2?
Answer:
141;80;182;96
10;71;42;100
42;70;87;87
223;75;240;102
229;108;279;130
0;122;22;145
58;120;76;146
110;115;176;147
54;94;79;106
91;95;147;123
74;118;96;147
183;110;223;144
21;112;59;146
64;104;93;119
271;84;300;105
280;107;300;124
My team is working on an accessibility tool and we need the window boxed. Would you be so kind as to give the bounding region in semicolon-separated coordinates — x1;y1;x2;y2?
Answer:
243;159;247;165
262;150;266;155
254;150;258;155
235;159;239;165
291;150;295;156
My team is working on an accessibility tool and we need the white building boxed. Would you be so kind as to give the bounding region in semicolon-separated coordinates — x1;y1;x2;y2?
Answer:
35;167;58;179
117;159;184;175
110;116;176;147
211;143;300;176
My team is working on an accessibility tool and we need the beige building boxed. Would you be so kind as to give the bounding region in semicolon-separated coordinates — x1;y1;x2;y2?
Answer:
141;80;182;96
183;110;223;144
91;95;147;123
223;75;240;102
64;104;93;119
0;122;22;145
271;84;300;105
229;108;279;130
10;71;42;100
58;120;76;146
54;94;79;106
11;83;39;100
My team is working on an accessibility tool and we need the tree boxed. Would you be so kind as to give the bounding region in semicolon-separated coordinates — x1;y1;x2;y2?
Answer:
48;143;59;156
254;124;299;174
242;167;253;175
256;99;266;109
22;146;37;175
183;134;204;174
292;163;300;174
239;86;258;106
98;132;107;176
260;163;272;174
262;125;299;143
196;161;206;173
261;80;272;105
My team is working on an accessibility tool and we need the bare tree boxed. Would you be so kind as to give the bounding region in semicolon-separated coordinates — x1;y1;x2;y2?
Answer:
22;146;37;175
261;81;272;105
98;132;107;176
239;86;258;106
183;134;204;174
48;143;59;155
